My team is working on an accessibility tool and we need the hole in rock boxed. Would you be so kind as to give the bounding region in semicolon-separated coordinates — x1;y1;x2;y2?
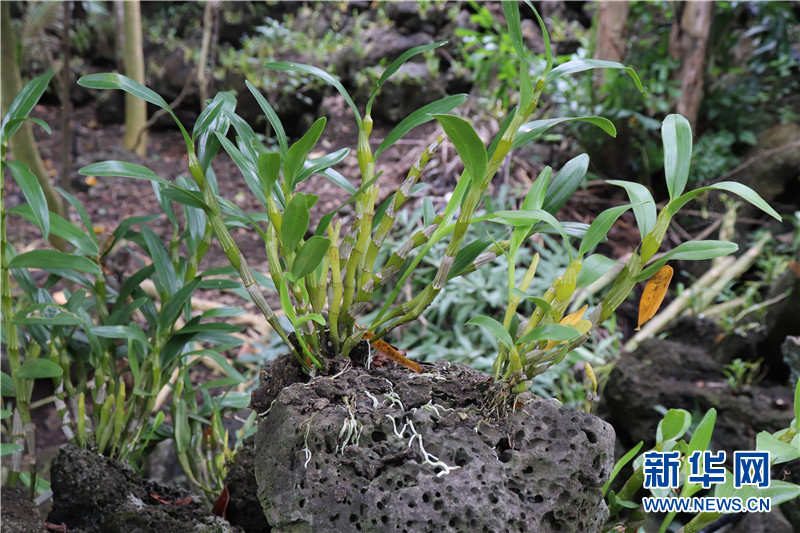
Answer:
372;430;387;442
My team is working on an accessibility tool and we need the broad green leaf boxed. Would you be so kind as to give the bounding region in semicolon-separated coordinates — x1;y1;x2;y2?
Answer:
449;237;493;279
0;443;24;456
501;1;534;107
636;241;739;280
184;349;245;383
657;409;692;442
526;1;552;73
201;306;245;319
198;278;242;290
92;324;151;348
278;281;298;323
257;151;282;196
281;193;309;251
142;226;178;294
295;148;349;185
152;181;178;229
320;167;357;195
687;408;716;456
78;73;191;147
542;154;589;215
432;114;487;185
292;236;331;280
466;315;513;349
9;250;101;275
264;62;361;124
2;71;54;141
285;118;326;190
544;59;643;92
15;359;63;379
159;187;211;213
1;372;14;396
158;279;202;333
366;42;447;115
173;400;190;453
576;254;620;288
375;94;467;158
294;313;326;327
246;80;288;154
214;132;267;207
56;187;98;246
111;215;161;243
607;180;657;239
514;117;616;150
579;204;634;257
666;181;781;221
756;431;800;464
517;324;582;345
9;205;97;257
483;209;570;249
662;114;693;200
12;304;82;326
7;161;49;240
79;161;168;185
192;91;236;140
422;197;435;226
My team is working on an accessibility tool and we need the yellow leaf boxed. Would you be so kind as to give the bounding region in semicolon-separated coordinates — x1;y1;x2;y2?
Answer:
546;305;588;350
637;265;673;330
85;176;99;186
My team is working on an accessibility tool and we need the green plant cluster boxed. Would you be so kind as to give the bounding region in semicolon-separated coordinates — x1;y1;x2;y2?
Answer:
1;72;254;498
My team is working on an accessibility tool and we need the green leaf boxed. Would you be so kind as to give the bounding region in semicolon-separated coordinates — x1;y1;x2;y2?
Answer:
264;62;361;124
292;236;331;280
517;324;582;345
483;209;570;249
173;400;190;453
636;241;739;280
15;359;63;379
246;80;288;154
576;254;620;288
579;204;634;257
667;181;781;221
514;117;616;150
433;114;487;185
184;349;245;383
2;71;54;141
756;431;800;464
142;226;178;294
687;408;716;456
375;94;467;158
159;187;211;213
78;73;190;147
466;315;514;349
542;154;589;215
1;443;24;456
79;161;169;185
281;193;309;252
320;167;357;195
501;1;534;107
12;305;82;326
56;187;98;246
192;91;236;140
1;371;15;396
92;325;151;348
201;306;245;319
214;132;267;207
544;59;643;92
257;151;282;196
9;205;98;257
662;114;693;200
7;161;49;240
9;250;101;275
366;42;447;115
285;118;326;190
657;409;692;442
295;147;349;185
607;180;657;239
158;279;202;333
602;441;643;496
449;237;493;280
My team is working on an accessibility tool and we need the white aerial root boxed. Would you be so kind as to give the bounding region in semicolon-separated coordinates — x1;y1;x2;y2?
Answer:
336;396;363;454
300;413;318;469
364;389;381;409
406;420;460;477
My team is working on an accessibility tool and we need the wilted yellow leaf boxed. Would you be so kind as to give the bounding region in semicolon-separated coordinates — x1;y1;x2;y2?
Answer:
546;305;589;350
85;176;99;186
637;265;673;330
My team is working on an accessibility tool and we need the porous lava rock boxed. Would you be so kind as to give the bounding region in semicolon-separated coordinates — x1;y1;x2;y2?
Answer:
253;356;615;532
48;444;240;533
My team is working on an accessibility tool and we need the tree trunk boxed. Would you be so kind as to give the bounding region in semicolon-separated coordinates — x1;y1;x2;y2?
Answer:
593;1;630;90
1;1;66;249
122;0;147;155
669;2;713;129
60;0;73;192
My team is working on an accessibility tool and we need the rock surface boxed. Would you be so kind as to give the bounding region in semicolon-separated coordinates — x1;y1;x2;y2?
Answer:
1;486;46;533
48;444;240;533
254;357;615;533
